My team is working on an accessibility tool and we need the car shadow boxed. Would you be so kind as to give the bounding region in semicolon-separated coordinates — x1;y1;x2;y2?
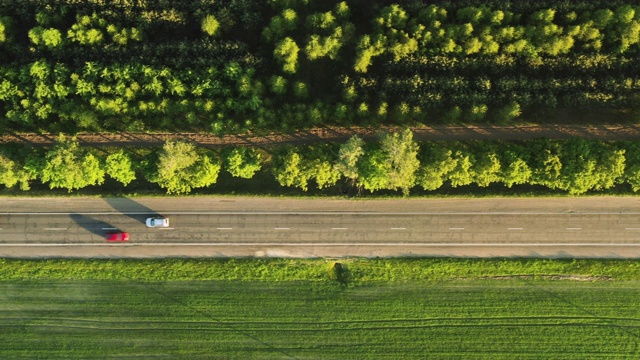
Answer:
69;213;121;237
103;197;160;225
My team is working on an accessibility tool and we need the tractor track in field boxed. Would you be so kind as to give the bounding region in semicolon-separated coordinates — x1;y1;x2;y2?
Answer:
2;123;640;148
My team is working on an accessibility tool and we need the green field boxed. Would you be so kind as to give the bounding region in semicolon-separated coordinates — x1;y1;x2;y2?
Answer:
2;280;640;358
1;259;640;358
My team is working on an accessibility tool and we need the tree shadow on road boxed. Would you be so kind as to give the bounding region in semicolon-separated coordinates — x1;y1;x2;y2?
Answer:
103;197;160;225
69;213;120;238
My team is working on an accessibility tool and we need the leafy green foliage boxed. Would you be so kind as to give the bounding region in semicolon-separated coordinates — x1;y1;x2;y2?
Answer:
357;148;390;192
28;27;62;48
379;128;420;195
6;131;640;195
262;8;298;42
417;143;458;191
150;141;220;194
274;37;299;74
501;150;532;188
40;135;105;192
201;15;220;36
224;147;262;179
272;148;312;190
335;135;364;183
0;1;639;132
0;151;33;190
105;150;136;186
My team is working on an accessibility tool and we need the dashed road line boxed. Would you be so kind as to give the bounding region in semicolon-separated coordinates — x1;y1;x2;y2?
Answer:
102;227;117;230
390;227;407;230
449;227;464;230
331;228;347;230
43;228;67;231
217;227;233;230
508;228;523;230
566;228;582;230
274;228;290;230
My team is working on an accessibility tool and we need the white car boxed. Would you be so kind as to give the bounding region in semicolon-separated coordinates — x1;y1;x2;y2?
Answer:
146;217;169;227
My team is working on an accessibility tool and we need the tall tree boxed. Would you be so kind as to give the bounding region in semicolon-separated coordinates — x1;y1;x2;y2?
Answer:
151;141;221;194
105;150;136;186
379;128;420;195
224;147;262;179
335;135;364;184
41;135;105;192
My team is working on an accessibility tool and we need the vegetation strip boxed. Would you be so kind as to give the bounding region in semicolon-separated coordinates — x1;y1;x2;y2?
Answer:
2;258;640;281
3;131;640;196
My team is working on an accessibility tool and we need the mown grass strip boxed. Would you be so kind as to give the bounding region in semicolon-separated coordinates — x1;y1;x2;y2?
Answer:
2;258;640;282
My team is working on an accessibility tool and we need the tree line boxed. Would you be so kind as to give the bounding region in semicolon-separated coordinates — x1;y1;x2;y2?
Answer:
1;130;640;196
0;0;639;134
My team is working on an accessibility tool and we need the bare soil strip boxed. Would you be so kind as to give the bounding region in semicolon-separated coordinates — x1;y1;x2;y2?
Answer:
3;124;640;147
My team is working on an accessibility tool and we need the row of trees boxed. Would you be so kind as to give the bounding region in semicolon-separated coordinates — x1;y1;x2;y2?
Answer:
2;131;640;196
353;4;640;73
0;135;262;194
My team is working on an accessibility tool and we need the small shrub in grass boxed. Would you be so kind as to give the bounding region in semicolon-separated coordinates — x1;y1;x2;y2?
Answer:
328;261;350;284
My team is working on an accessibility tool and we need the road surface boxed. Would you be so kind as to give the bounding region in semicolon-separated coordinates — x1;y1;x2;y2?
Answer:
1;196;640;258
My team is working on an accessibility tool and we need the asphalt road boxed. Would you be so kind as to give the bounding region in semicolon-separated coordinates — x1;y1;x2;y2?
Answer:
2;196;640;258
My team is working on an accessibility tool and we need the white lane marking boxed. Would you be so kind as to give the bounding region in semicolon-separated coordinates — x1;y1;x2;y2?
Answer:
331;228;347;230
102;227;117;230
11;211;640;215
449;228;464;230
5;243;640;247
43;228;67;231
566;228;582;230
508;228;523;230
158;228;175;230
217;227;233;230
390;227;406;230
625;228;640;230
274;228;290;230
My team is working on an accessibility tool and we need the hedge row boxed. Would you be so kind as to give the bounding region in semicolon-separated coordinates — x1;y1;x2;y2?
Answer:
2;130;640;196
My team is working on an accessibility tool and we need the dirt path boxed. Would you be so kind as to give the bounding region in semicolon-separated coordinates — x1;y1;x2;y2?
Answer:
3;123;640;147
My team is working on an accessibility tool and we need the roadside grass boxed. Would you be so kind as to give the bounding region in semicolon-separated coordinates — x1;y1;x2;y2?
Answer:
3;258;640;282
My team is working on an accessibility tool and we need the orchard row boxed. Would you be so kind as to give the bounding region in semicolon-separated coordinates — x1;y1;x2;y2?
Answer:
0;0;639;133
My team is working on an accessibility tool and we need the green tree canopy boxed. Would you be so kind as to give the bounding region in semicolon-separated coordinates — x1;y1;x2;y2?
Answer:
379;128;420;195
274;37;300;74
417;144;458;191
272;148;312;190
105;150;136;186
335;135;364;183
224;147;262;179
151;141;221;194
202;15;220;36
40;135;105;191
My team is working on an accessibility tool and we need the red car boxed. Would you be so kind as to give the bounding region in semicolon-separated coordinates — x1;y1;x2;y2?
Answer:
106;232;130;242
